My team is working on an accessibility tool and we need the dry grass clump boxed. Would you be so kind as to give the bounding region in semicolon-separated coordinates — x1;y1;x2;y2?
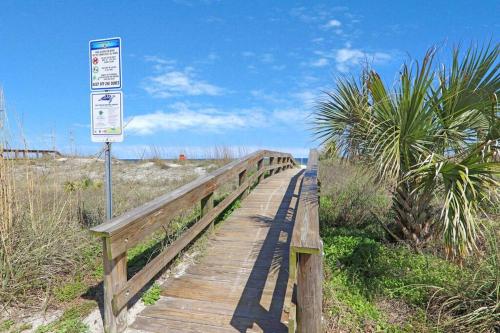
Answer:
0;149;90;307
427;226;500;332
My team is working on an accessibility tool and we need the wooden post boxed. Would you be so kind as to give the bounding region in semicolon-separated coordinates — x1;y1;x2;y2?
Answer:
296;247;323;333
14;150;18;159
201;192;214;231
257;158;264;183
269;157;275;176
239;169;248;198
103;239;128;333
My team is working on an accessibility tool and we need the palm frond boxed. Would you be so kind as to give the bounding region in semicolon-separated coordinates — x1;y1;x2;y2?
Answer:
410;146;500;257
313;74;370;159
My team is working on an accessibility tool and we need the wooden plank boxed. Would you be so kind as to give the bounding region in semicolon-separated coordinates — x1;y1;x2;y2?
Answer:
137;305;287;332
291;149;321;252
289;149;323;333
131;316;239;333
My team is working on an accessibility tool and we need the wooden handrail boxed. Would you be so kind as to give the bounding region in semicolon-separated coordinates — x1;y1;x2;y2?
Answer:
289;148;323;333
90;150;297;333
0;148;62;158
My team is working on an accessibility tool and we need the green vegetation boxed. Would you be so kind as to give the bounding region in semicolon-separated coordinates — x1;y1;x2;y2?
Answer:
314;43;499;331
0;320;14;332
35;302;95;333
319;158;499;332
216;198;241;223
314;44;499;258
141;282;161;305
322;223;459;331
54;280;88;303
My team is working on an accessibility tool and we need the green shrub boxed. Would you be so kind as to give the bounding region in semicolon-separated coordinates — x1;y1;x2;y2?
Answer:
323;228;461;306
35;302;94;333
54;280;87;302
142;283;161;305
318;159;390;231
0;320;14;332
427;227;500;332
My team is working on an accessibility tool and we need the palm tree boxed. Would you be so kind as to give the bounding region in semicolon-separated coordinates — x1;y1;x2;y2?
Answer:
314;44;499;258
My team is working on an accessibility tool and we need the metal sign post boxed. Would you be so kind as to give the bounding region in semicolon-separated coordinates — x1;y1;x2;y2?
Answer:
89;37;123;222
104;142;113;220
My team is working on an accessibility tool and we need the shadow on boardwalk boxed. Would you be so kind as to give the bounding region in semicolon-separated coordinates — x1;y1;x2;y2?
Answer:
230;170;303;332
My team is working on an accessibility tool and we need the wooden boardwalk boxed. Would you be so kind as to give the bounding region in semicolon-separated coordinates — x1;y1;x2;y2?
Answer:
129;168;303;333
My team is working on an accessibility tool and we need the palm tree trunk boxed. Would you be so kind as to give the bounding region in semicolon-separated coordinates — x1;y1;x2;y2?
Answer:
392;182;434;248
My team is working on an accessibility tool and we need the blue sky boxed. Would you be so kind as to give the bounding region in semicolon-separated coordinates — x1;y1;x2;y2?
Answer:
0;0;498;158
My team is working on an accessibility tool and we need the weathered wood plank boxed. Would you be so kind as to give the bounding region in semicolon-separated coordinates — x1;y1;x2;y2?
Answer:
289;149;323;333
291;149;320;253
103;241;127;332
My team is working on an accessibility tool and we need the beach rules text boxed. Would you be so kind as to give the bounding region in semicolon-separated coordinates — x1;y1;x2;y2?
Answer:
90;38;122;90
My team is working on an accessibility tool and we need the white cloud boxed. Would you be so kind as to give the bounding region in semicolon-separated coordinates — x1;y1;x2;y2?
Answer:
251;90;287;104
272;64;286;71
242;51;255;57
143;69;224;98
261;53;275;63
207;52;219;61
292;90;318;107
310;58;329;67
272;108;307;123
126;99;311;136
127;103;265;135
334;48;392;72
144;55;176;72
324;19;342;28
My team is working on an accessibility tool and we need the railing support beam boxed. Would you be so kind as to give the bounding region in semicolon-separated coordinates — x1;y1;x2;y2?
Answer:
296;248;323;333
103;239;127;333
269;157;275;176
239;169;248;199
257;158;264;183
201;192;215;231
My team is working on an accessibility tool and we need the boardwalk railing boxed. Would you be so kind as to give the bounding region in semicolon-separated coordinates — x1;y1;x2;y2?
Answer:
289;149;323;332
90;150;296;333
0;148;62;159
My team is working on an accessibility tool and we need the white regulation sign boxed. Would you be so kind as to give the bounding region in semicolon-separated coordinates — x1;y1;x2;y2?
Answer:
91;92;123;142
89;37;122;90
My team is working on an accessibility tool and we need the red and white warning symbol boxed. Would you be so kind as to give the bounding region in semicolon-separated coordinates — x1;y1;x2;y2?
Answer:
92;57;99;65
